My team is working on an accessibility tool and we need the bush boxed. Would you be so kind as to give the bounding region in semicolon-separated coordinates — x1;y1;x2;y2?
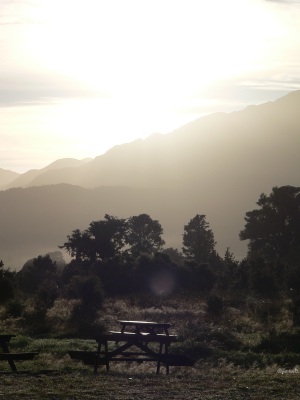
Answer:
5;298;24;318
64;275;105;337
206;295;224;317
0;277;14;303
182;263;216;293
174;339;213;360
254;329;300;354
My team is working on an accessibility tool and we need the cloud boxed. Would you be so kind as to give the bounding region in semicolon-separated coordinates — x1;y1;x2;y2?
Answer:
0;0;40;25
0;71;108;107
0;17;39;25
265;0;300;3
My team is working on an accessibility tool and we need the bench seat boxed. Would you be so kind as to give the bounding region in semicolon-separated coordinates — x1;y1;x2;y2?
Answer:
98;331;178;343
0;352;38;361
68;351;107;365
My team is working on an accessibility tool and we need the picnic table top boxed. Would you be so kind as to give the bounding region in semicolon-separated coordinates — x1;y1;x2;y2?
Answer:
117;320;172;335
118;320;171;328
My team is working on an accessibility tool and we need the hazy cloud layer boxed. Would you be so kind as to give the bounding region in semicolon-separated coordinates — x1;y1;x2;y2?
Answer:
1;0;300;171
266;0;300;3
0;72;103;107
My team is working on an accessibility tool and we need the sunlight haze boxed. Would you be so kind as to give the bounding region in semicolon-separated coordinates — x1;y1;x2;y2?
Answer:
1;0;300;172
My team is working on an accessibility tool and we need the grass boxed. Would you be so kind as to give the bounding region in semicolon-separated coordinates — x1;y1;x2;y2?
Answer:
1;294;300;398
1;361;300;399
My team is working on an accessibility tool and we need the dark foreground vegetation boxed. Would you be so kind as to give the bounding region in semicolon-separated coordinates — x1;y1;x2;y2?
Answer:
1;185;300;398
1;361;300;400
2;294;300;399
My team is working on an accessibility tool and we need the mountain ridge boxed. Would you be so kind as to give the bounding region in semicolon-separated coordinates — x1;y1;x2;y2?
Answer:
1;90;300;268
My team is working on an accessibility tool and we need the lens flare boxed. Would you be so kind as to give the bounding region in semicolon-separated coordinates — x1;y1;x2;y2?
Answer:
149;270;176;296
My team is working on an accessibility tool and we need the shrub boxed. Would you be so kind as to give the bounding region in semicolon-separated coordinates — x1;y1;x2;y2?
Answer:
206;295;224;317
0;277;14;303
5;298;24;318
64;275;105;337
254;329;300;354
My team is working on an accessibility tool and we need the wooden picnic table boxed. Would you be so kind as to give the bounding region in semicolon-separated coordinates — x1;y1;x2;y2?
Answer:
69;320;182;375
0;334;38;372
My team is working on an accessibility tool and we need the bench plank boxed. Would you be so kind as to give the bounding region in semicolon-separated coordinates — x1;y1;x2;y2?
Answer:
0;352;38;361
98;332;178;343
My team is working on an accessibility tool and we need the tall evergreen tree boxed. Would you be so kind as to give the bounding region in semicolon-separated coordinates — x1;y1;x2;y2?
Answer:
240;185;300;264
182;214;216;265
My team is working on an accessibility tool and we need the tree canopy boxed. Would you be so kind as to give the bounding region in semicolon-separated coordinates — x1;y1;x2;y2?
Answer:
182;214;217;265
60;213;165;262
240;185;300;264
127;213;165;258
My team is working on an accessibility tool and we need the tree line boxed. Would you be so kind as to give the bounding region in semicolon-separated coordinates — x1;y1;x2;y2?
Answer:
1;185;300;334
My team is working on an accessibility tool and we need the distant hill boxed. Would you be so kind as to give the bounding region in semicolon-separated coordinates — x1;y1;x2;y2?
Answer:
0;168;19;187
2;158;92;189
1;90;300;268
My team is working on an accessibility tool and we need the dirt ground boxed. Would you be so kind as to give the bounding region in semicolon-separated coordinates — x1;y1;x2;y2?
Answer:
0;364;300;400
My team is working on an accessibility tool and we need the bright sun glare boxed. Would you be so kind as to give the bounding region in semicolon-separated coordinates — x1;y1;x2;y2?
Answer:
18;0;282;157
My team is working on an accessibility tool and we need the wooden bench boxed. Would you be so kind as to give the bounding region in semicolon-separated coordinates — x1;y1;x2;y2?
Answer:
69;321;194;374
0;334;39;372
0;352;38;361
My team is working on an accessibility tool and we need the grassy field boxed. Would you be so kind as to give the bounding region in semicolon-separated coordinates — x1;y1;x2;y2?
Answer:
1;360;300;400
1;295;300;399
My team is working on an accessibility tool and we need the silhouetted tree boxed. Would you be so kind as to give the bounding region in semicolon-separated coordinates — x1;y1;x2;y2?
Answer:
127;214;165;258
162;247;184;265
60;214;127;262
223;247;237;268
17;254;57;294
182;214;216;265
59;229;92;261
88;215;127;260
214;248;239;294
0;260;15;303
240;186;300;264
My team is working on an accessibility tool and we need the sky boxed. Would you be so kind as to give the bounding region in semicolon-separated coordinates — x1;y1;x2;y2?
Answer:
1;0;300;173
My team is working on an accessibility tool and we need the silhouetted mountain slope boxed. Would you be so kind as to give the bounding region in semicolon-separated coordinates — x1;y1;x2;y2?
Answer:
0;168;19;187
4;91;299;191
2;158;92;189
1;91;300;268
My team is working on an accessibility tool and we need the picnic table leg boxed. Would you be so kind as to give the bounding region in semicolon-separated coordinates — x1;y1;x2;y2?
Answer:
156;341;171;375
1;342;17;372
94;339;109;373
104;340;109;372
165;343;170;375
94;342;101;373
156;341;163;374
